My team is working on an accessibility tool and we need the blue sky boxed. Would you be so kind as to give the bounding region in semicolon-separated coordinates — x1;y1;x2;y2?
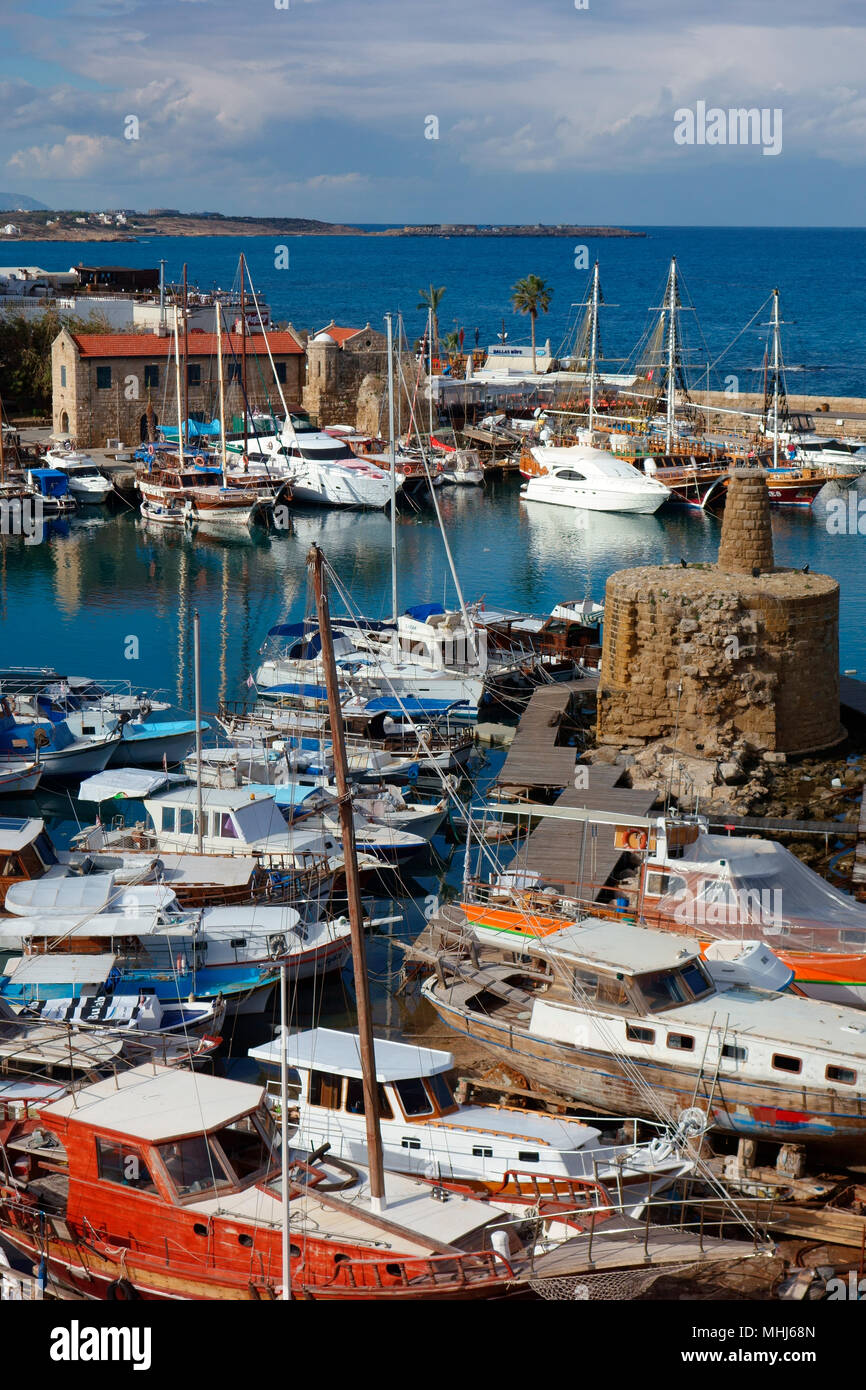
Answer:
2;0;866;225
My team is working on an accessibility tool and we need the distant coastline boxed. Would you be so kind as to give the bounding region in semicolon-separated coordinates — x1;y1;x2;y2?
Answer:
1;210;645;242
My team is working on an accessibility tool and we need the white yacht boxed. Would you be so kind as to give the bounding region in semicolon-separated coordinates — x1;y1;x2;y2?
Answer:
44;451;112;503
230;411;401;509
521;445;671;514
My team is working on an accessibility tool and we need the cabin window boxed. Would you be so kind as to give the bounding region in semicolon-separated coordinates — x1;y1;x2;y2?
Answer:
626;1025;655;1044
344;1078;393;1120
96;366;112;389
211;1117;276;1183
472;1146;493;1158
772;1053;802;1074
666;1032;695;1052
518;1150;540;1163
556;469;587;482
826;1065;857;1086
393;1077;434;1117
679;962;713;1000
401;1138;421;1150
178;808;195;836
160;807;176;833
33;833;58;867
308;1070;344;1110
220;814;239;840
157;1135;232;1198
636;969;692;1012
0;854;25;878
144;365;159;388
426;1072;456;1112
840;931;866;946
722;1044;747;1062
645;871;685;897
96;1138;158;1194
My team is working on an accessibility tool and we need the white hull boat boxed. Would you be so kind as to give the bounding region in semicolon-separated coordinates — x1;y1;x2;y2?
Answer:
522;445;671;514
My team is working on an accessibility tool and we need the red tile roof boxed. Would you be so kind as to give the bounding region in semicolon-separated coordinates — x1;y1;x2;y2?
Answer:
315;323;370;346
70;331;304;359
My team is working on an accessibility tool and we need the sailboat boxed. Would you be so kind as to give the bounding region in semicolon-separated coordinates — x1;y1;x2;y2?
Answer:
138;305;263;527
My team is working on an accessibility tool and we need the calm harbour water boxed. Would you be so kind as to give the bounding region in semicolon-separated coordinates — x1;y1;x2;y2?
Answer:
5;223;866;1056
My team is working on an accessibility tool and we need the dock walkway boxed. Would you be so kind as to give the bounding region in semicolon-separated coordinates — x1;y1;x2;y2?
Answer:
497;679;598;790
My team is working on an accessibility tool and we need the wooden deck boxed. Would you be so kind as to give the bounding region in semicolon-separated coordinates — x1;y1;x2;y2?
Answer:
497;680;599;790
529;1217;756;1279
513;778;657;899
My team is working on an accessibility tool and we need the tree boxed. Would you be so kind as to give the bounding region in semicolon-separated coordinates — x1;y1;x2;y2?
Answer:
442;331;459;356
510;274;553;374
0;308;111;414
417;284;446;358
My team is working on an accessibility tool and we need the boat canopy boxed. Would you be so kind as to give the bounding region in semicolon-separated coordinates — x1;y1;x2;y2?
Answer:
77;768;182;802
363;695;469;718
4;953;118;986
404;602;445;623
27;469;70;497
0;815;44;851
250;1026;454;1082
4;873;177;918
41;1063;265;1141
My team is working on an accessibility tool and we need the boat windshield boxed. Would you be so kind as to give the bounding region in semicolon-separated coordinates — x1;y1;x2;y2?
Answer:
633;961;714;1012
158;1107;278;1199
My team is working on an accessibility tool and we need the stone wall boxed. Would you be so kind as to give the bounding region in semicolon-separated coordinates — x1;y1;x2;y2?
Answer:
51;331;303;448
597;565;844;756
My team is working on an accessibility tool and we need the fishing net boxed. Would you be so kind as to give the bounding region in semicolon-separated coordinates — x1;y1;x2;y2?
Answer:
529;1259;698;1301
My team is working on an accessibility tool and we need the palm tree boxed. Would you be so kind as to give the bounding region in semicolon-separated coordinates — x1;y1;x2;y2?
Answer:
417;284;446;358
510;274;553;373
442;330;459;356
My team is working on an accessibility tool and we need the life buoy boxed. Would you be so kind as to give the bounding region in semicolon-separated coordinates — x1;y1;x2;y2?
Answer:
194;454;205;467
147;444;155;456
106;1278;140;1301
627;830;647;851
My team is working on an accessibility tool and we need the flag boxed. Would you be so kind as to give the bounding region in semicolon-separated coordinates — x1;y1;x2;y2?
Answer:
458;328;465;349
246;674;255;689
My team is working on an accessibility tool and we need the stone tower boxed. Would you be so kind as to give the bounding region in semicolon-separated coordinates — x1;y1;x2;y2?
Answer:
597;469;845;757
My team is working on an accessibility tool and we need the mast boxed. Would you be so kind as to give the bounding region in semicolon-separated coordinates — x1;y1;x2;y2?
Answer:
588;261;600;432
239;253;248;454
0;390;6;486
193;609;203;855
216;303;228;487
427;308;435;443
308;544;386;1211
665;257;677;453
172;308;185;468
771;288;780;471
280;962;290;1299
386;312;398;622
182;264;189;453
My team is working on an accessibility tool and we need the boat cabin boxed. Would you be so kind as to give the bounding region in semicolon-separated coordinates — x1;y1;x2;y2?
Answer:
0;817;58;906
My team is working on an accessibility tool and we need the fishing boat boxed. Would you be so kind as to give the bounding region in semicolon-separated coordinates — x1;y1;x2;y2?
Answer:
0;706;119;777
0;759;42;795
0;1063;530;1300
249;1027;696;1212
24;468;76;516
520;446;671;514
419;912;866;1157
0;874;353;1014
0;981;223;1072
439;449;485;486
60;710;206;769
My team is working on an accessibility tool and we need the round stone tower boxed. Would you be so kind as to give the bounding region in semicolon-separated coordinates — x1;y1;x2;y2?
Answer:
597;468;845;756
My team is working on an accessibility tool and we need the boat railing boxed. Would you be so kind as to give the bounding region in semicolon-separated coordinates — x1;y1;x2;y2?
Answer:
318;1246;513;1292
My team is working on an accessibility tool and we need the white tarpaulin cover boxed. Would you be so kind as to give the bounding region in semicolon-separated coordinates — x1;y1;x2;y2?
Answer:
77;769;181;802
655;832;866;947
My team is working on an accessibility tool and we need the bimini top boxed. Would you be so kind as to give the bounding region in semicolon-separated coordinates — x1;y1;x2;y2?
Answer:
41;1063;265;1141
250;1026;454;1082
0;816;44;851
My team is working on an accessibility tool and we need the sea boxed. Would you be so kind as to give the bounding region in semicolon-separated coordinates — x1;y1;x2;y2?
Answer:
3;226;866;1060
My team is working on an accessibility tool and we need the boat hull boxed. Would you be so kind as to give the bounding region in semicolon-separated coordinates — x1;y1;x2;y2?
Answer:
520;484;667;515
423;980;866;1157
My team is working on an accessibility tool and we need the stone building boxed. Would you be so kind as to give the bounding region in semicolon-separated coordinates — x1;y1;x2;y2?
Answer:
597;469;845;757
52;327;305;447
300;322;394;431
